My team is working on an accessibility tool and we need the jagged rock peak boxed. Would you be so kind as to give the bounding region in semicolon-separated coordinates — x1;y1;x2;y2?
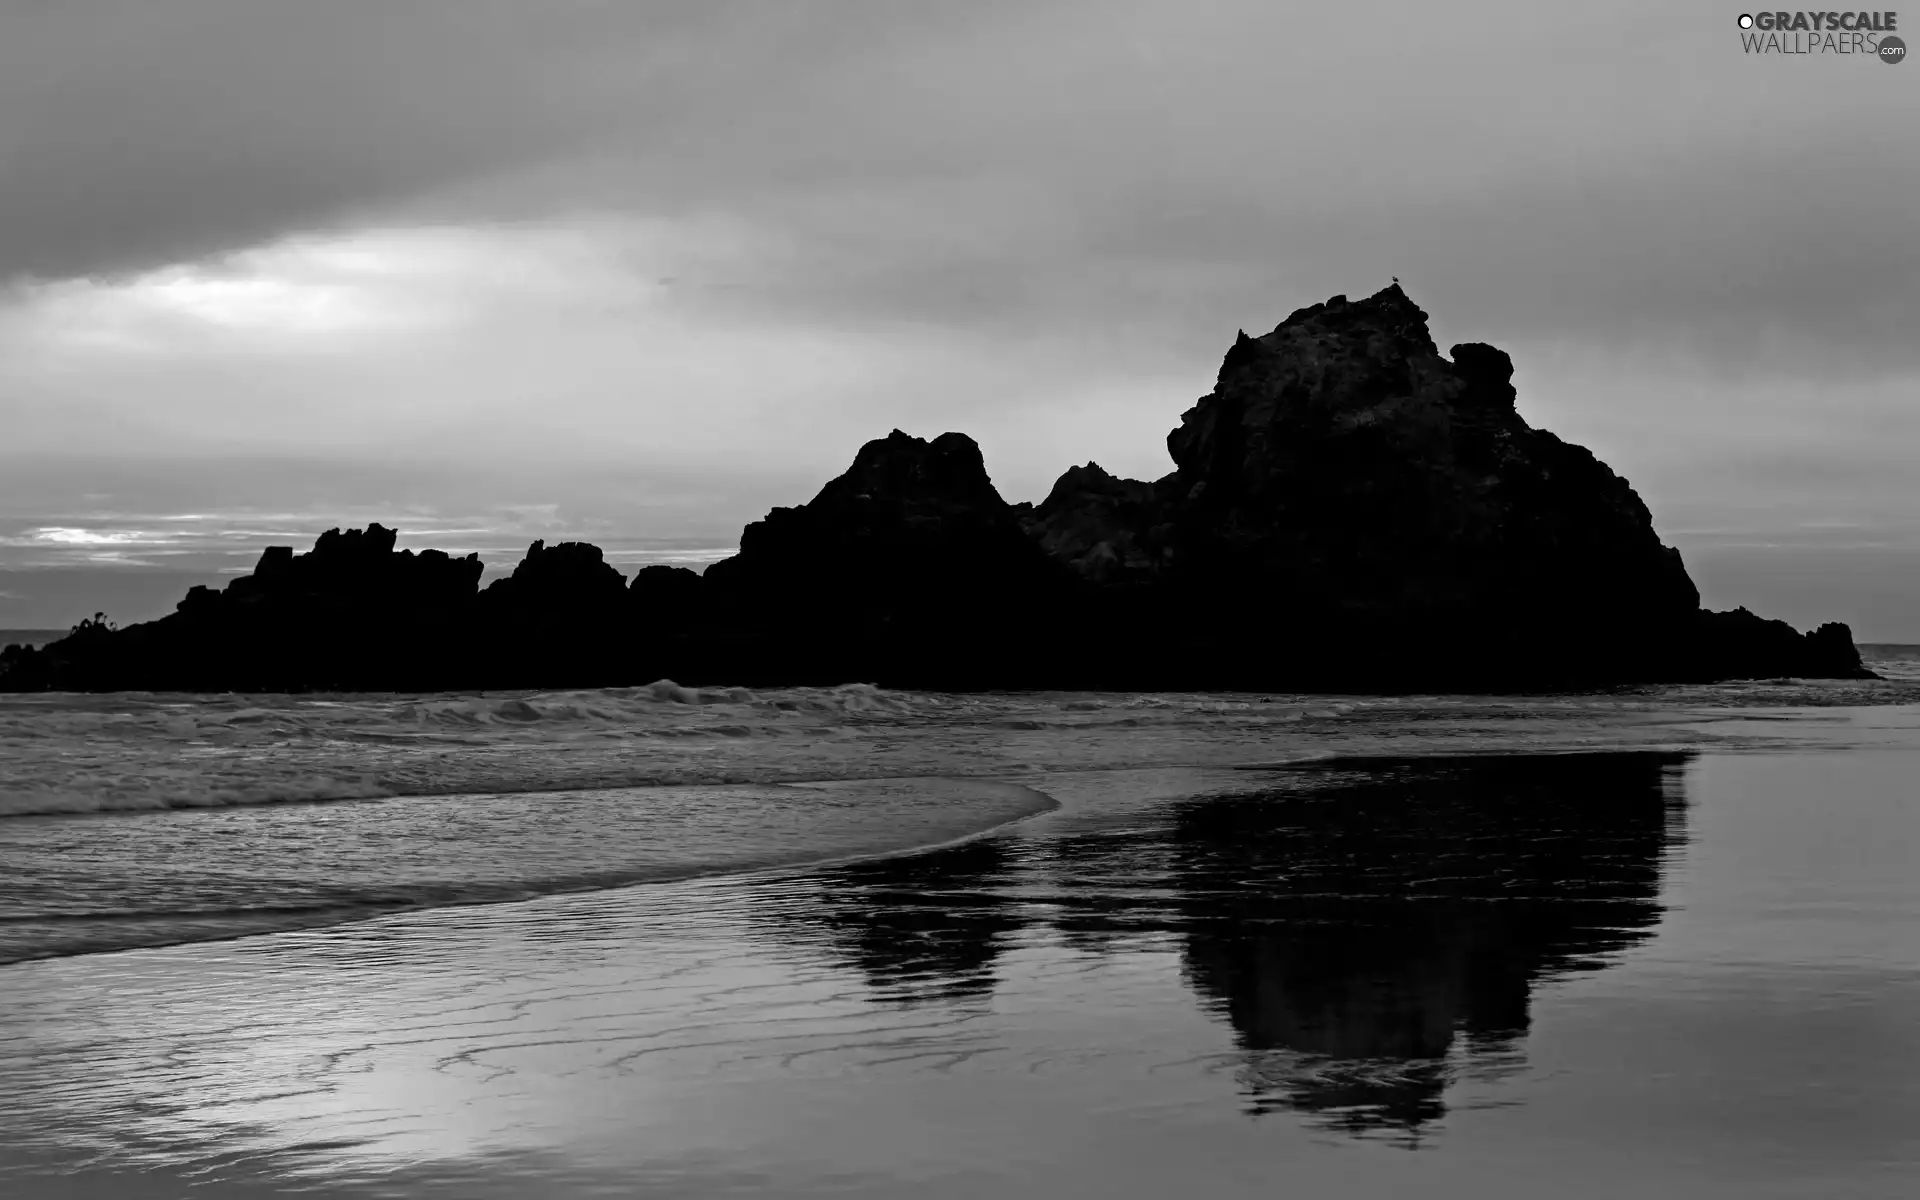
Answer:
1164;281;1704;629
1034;461;1155;518
1217;281;1444;390
1040;460;1117;497
1246;282;1512;408
238;526;482;594
1276;280;1429;334
814;428;1007;511
482;539;628;612
312;523;400;559
704;424;1063;621
499;540;625;584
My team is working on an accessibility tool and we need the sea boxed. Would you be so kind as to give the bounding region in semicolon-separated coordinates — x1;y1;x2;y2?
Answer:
0;628;68;650
1;647;1918;1197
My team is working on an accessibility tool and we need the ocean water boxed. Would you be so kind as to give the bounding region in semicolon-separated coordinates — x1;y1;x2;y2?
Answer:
1860;643;1920;680
0;625;67;645
0;629;68;650
2;659;1919;1196
1;663;1918;964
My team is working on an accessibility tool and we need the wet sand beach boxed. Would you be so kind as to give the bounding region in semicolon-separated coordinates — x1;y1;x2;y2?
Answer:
4;709;1917;1198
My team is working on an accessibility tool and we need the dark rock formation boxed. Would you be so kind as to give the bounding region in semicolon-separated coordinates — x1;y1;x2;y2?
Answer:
0;524;488;691
1181;287;1698;681
0;527;666;691
1692;608;1869;681
0;284;1875;692
471;540;636;682
630;564;705;621
213;524;485;613
481;540;627;618
1161;291;1700;633
704;428;1054;605
699;429;1076;685
1014;462;1168;585
624;565;710;675
1020;285;1868;687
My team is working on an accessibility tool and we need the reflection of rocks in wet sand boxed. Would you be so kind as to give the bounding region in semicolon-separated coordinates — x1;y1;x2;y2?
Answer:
751;751;1688;1138
1176;751;1690;1135
771;839;1023;1004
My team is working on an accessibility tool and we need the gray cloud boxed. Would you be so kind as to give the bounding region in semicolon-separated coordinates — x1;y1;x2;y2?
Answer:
6;1;1914;376
0;0;992;279
4;0;1918;634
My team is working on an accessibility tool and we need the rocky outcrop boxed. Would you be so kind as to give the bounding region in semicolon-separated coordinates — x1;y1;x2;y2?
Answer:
629;565;705;622
704;428;1056;605
0;529;664;691
1014;462;1169;585
481;540;628;619
1015;284;1866;686
0;285;1875;692
1155;286;1707;682
698;429;1075;684
1160;288;1700;630
1692;608;1869;681
199;523;484;614
467;540;637;682
0;524;489;691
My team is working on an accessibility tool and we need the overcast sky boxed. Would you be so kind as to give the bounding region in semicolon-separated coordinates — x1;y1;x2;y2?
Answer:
1;0;1915;637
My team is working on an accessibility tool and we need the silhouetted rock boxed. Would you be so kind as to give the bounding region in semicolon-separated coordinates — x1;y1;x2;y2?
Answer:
0;525;488;691
993;284;1868;687
209;526;484;613
705;429;1041;596
0;286;1877;692
700;429;1075;684
1016;461;1169;585
630;565;705;620
467;540;640;684
1130;285;1706;684
481;540;627;617
1692;608;1868;680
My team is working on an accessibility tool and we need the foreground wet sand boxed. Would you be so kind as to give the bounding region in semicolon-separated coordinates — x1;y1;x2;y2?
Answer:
3;721;1918;1198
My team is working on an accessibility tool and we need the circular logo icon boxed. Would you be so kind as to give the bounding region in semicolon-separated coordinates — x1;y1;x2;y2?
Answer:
1880;35;1907;63
1737;13;1754;28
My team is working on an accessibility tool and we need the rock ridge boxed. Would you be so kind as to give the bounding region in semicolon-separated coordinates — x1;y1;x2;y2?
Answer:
0;284;1873;691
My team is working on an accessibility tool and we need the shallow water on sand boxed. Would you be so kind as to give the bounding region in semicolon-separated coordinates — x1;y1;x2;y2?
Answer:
0;777;1053;962
3;684;1820;964
2;709;1917;1199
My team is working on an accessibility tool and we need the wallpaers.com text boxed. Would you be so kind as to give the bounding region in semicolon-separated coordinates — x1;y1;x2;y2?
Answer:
1737;11;1907;58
